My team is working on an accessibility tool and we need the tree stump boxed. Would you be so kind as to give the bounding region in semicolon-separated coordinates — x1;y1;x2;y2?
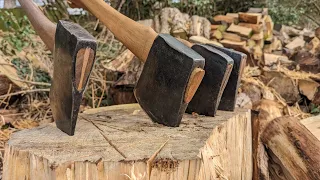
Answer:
3;104;252;180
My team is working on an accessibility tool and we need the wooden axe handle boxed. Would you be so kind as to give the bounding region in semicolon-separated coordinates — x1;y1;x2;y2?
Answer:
80;0;157;62
18;0;56;52
176;38;193;48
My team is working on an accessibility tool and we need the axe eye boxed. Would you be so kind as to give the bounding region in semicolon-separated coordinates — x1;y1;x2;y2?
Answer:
75;48;95;91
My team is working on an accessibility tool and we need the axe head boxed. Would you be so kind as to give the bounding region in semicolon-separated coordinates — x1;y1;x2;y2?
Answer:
207;44;247;111
134;34;205;127
50;20;97;136
186;44;234;116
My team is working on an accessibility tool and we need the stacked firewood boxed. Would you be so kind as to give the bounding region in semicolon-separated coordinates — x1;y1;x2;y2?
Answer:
210;8;279;61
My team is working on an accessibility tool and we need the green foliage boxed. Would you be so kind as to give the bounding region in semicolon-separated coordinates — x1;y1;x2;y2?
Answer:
171;0;215;18
11;58;51;88
267;0;305;26
0;11;35;52
310;103;320;115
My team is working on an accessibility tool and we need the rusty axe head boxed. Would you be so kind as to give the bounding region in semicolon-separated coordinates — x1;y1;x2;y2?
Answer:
18;0;97;135
77;0;205;127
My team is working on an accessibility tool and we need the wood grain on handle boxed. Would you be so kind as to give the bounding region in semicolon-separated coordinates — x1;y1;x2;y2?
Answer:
177;38;193;48
75;48;95;91
80;0;157;62
184;68;205;103
18;0;56;52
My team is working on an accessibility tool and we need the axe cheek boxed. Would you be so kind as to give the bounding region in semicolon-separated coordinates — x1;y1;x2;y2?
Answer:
134;34;205;127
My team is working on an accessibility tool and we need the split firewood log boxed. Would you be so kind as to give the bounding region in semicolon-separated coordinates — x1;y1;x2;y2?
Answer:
261;116;320;180
227;23;253;37
264;53;289;66
286;37;306;50
294;51;320;74
306;37;320;54
239;12;262;24
262;71;300;104
252;100;284;180
190;15;211;39
213;15;237;24
222;32;242;42
189;36;223;47
238;23;263;33
298;79;320;101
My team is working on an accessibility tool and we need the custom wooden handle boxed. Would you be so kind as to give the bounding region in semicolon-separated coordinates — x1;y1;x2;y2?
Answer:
184;68;205;103
18;0;56;52
80;0;157;62
75;48;95;91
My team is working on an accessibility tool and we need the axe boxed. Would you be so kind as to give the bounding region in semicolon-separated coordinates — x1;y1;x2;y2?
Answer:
18;0;97;135
70;0;206;127
208;44;247;111
178;39;234;116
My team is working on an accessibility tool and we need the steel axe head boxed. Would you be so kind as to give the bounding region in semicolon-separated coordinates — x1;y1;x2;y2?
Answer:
50;20;97;135
134;34;205;127
207;44;247;111
186;44;234;116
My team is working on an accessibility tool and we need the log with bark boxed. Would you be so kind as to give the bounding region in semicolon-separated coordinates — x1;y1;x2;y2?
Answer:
252;100;284;180
261;116;320;180
3;104;252;180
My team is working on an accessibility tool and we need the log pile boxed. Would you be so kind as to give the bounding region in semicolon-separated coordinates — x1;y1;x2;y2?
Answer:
210;8;276;61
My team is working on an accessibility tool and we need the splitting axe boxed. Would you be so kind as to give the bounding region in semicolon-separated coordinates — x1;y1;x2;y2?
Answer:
178;39;234;116
18;0;97;135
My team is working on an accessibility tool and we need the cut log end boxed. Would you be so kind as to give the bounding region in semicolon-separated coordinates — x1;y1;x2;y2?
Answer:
3;104;252;180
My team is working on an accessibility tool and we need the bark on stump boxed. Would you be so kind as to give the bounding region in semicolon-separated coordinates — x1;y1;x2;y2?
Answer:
3;104;252;180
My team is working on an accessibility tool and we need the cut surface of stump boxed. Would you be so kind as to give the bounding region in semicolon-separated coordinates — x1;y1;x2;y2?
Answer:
4;104;252;180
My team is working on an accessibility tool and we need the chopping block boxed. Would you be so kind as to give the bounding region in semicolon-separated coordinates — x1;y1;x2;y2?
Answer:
3;104;252;180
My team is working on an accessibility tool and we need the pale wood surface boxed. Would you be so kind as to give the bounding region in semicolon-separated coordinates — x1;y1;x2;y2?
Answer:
184;68;205;103
239;12;262;24
302;115;320;140
238;23;262;33
4;104;252;180
227;24;253;37
222;32;242;42
261;116;320;180
75;48;95;91
213;15;237;24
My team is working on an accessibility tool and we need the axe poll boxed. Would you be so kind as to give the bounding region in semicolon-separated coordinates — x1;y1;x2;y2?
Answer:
73;0;206;127
18;0;97;135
